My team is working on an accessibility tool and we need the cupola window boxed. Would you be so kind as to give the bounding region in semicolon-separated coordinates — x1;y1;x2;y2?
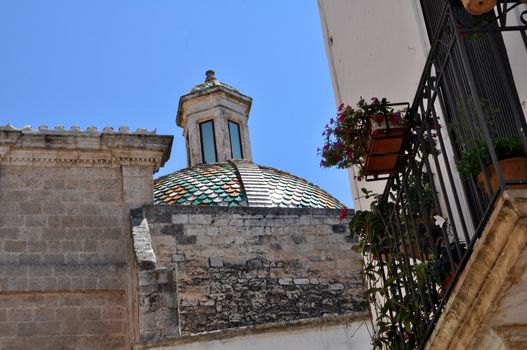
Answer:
228;121;243;159
199;120;217;164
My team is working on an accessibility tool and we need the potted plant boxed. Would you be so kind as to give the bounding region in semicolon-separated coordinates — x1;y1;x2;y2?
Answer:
460;0;496;16
457;136;527;193
319;97;410;179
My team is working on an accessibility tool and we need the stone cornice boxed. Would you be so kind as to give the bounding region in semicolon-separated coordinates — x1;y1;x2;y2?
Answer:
176;86;252;127
0;128;173;171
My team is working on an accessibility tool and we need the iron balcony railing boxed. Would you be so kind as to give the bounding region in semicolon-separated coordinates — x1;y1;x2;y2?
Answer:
370;1;527;348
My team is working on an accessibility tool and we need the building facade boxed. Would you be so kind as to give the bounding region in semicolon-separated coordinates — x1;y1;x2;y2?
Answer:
318;0;527;349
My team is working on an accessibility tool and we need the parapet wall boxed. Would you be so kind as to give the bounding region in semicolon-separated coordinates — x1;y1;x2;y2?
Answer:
132;205;365;341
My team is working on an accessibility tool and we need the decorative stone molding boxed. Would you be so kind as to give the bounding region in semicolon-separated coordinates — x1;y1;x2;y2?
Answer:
0;126;173;171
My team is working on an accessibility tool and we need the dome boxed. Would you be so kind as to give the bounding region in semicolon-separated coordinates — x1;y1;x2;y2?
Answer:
154;161;343;209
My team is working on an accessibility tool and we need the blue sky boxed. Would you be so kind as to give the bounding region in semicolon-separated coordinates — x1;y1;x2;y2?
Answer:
0;0;353;207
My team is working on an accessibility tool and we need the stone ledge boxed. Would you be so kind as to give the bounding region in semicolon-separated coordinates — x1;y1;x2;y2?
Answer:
132;312;370;350
425;190;527;350
132;204;352;220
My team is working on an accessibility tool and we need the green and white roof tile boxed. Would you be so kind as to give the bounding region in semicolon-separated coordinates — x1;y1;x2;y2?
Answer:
154;161;342;209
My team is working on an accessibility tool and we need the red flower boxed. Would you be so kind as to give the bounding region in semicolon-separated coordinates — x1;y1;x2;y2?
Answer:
338;205;348;222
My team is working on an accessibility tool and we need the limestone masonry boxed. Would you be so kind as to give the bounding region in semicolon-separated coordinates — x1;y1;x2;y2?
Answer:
131;205;365;341
0;126;172;350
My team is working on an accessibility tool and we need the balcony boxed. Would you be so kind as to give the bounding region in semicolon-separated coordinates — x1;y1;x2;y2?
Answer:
365;1;527;349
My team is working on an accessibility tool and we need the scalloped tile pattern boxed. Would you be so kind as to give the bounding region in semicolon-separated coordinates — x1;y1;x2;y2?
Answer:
259;166;342;209
154;162;248;206
154;161;343;209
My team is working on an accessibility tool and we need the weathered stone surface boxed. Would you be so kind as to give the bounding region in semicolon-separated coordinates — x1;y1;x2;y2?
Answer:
209;256;224;268
132;205;363;338
138;269;179;341
132;217;157;270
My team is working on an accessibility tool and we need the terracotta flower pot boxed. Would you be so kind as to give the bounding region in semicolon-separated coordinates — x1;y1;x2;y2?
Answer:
477;157;527;194
461;0;496;15
363;115;409;176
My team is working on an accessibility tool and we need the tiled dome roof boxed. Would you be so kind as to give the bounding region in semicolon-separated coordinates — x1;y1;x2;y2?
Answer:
259;166;341;208
154;161;342;209
154;162;248;206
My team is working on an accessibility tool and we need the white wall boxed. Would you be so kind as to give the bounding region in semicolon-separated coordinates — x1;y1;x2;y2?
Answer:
317;0;429;209
148;320;372;350
502;4;527;118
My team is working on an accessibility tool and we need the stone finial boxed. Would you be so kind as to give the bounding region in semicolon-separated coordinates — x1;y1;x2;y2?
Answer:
103;126;114;133
39;125;49;131
87;126;98;133
71;125;81;132
0;124;18;131
205;70;216;82
118;126;130;134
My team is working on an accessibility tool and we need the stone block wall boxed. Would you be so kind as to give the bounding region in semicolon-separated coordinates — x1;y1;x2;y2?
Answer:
0;128;172;349
132;205;365;340
0;166;130;349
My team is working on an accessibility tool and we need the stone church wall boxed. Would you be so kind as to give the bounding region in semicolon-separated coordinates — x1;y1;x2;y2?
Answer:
0;128;172;350
133;205;365;340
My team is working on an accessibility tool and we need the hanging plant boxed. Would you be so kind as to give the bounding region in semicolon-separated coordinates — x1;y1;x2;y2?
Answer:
319;97;410;179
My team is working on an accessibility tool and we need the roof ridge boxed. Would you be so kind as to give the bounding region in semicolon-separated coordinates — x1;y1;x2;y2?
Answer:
231;161;273;208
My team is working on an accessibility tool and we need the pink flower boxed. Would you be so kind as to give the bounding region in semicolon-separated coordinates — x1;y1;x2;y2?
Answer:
338;103;345;112
389;112;401;125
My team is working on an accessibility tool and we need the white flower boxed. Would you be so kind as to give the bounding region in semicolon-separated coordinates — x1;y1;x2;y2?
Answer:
433;215;447;228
